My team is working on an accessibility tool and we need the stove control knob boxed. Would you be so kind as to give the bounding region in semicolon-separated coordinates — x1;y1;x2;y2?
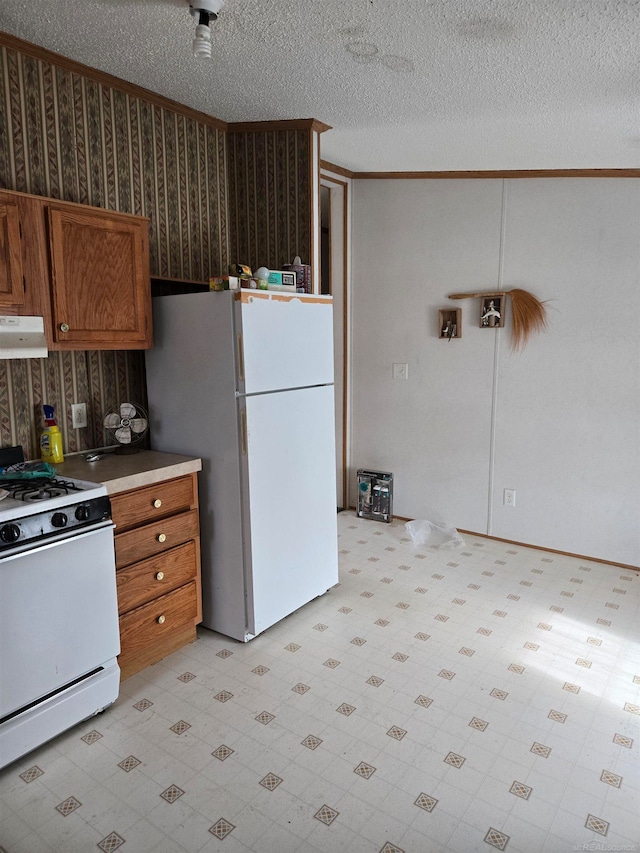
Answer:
75;504;91;521
0;523;20;543
51;512;68;528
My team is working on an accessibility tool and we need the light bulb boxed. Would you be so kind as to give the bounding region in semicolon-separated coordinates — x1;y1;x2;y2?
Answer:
193;23;212;58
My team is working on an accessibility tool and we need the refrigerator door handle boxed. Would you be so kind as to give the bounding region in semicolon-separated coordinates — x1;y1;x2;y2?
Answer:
236;333;244;382
240;409;247;455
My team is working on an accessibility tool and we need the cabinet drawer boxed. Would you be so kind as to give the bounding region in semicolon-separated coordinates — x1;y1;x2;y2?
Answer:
118;582;197;677
116;540;197;614
114;508;199;569
111;475;196;532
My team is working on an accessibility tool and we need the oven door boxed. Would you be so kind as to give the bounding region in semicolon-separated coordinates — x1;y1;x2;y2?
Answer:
0;523;120;720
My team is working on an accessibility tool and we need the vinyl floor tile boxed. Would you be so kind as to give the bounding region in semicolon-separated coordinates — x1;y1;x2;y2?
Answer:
3;830;56;853
1;513;638;852
446;818;497;853
36;812;103;852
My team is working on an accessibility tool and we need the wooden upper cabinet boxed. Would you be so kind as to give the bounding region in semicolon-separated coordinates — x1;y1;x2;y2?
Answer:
0;189;152;350
47;204;151;349
0;196;25;307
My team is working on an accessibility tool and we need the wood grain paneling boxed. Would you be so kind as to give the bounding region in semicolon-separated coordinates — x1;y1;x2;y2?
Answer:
0;35;229;458
0;34;319;459
227;127;312;274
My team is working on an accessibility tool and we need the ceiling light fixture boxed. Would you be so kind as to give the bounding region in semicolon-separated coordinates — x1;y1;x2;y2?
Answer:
189;0;225;59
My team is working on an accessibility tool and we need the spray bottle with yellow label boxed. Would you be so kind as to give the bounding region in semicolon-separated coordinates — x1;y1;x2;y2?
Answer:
40;404;64;464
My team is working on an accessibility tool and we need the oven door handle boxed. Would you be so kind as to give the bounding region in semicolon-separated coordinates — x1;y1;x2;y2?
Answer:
0;520;115;562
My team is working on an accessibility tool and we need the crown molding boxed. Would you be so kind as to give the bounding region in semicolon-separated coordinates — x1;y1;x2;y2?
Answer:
320;160;355;179
228;119;332;134
353;168;640;179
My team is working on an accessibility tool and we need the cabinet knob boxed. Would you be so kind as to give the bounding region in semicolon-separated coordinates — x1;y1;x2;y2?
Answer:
157;614;166;625
153;499;162;508
155;571;164;581
59;322;70;333
157;533;166;543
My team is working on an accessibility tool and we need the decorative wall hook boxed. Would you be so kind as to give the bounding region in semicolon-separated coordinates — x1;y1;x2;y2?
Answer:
447;289;548;349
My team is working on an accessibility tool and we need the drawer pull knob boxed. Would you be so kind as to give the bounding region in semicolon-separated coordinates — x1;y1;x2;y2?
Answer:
155;571;164;581
153;499;162;508
157;614;166;624
59;322;70;333
157;533;167;543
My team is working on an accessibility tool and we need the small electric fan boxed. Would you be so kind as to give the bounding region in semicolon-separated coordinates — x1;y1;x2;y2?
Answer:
103;402;149;453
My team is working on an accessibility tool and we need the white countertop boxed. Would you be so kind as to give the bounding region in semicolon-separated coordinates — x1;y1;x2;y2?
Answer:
54;450;202;495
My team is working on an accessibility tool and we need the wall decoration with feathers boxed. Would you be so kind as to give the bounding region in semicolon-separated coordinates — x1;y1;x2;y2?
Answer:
447;289;548;349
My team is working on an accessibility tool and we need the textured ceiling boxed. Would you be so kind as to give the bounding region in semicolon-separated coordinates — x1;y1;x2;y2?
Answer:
1;0;638;172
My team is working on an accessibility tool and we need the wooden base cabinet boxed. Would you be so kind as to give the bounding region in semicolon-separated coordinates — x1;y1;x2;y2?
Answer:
111;472;202;680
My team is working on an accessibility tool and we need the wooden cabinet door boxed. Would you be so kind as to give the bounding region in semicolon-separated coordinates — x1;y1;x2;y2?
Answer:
0;196;25;307
47;204;151;348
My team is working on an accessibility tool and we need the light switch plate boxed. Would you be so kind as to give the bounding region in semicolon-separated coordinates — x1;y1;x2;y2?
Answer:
393;363;408;380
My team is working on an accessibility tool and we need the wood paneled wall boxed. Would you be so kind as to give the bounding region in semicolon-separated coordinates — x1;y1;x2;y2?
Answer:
0;42;229;284
0;39;225;457
0;36;316;460
227;128;311;273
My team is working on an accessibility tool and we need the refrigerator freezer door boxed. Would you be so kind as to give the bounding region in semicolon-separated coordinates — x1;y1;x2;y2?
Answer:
240;384;339;638
237;293;335;394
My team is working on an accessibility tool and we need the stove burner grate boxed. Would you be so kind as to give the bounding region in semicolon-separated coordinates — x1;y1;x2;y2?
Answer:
1;477;84;502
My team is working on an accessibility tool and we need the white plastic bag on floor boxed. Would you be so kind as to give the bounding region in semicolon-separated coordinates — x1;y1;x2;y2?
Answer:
405;519;464;550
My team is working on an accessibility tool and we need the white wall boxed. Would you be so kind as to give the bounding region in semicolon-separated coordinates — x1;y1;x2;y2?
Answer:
351;178;640;566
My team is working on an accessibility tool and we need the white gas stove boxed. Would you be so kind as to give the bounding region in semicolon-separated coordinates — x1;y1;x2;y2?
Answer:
0;449;121;769
0;472;111;554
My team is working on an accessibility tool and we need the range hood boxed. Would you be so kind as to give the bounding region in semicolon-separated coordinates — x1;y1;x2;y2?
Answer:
0;316;48;359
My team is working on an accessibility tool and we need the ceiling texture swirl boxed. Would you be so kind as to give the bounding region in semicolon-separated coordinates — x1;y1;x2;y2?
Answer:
0;0;638;171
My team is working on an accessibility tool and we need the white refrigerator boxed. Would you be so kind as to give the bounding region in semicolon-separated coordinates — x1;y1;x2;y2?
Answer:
145;290;339;641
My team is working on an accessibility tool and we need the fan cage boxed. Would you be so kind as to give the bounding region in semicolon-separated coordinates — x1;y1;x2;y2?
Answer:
103;402;149;453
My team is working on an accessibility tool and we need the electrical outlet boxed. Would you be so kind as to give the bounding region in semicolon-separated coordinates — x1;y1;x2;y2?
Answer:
393;362;409;380
504;488;516;507
71;403;87;429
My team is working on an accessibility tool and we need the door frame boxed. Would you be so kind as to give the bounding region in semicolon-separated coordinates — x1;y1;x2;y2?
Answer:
320;170;350;511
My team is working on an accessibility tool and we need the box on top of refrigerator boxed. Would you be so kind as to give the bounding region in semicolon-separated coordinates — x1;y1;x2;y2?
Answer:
267;271;296;288
210;276;241;291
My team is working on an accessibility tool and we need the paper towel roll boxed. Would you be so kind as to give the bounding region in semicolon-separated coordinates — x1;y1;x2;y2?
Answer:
282;262;311;293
